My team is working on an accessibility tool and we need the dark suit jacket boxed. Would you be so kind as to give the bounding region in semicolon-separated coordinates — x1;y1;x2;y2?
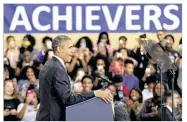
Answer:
36;57;95;121
157;106;177;121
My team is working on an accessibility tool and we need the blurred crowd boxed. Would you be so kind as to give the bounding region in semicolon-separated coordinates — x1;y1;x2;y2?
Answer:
4;31;182;121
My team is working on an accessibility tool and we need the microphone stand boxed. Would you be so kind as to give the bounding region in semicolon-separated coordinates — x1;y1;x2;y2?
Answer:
170;69;175;121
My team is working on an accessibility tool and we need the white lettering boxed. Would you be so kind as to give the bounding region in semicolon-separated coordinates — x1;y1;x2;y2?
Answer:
86;6;101;30
144;5;162;30
32;6;51;31
10;6;32;31
163;5;180;30
102;5;124;30
53;6;72;31
76;6;82;31
126;5;141;30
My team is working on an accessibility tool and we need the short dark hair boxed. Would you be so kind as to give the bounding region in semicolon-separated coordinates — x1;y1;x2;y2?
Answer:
23;34;36;46
164;34;175;43
164;91;179;103
52;35;71;52
42;36;53;44
140;34;146;38
6;36;15;43
146;75;157;85
157;30;165;33
119;36;127;41
124;59;134;66
81;75;93;84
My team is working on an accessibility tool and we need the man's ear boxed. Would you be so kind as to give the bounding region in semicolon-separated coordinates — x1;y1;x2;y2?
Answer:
57;46;63;52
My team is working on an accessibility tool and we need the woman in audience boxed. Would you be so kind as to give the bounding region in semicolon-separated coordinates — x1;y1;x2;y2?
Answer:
127;88;143;121
139;63;158;90
142;76;156;102
76;36;94;53
19;34;39;61
16;50;40;79
81;75;94;93
18;66;39;101
4;36;20;69
17;86;40;121
4;80;20;121
65;47;88;79
93;32;114;58
4;57;16;80
140;82;168;121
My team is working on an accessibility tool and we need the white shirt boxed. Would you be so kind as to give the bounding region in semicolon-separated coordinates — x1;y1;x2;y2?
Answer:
53;55;67;71
166;104;172;113
142;89;153;102
17;103;40;121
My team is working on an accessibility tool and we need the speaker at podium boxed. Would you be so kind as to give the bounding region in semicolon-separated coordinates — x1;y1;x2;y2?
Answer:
66;97;113;121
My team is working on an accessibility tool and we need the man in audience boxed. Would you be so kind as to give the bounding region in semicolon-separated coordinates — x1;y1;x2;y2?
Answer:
122;60;139;96
157;91;180;121
81;75;94;93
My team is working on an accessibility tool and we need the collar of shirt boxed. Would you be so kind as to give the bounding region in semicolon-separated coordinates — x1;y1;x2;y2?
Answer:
166;104;172;113
53;55;67;71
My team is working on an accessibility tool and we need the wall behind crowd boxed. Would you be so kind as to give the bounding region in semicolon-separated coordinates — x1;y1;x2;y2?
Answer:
4;33;182;50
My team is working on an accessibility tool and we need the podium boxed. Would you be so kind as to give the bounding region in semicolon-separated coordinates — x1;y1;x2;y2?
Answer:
66;97;113;121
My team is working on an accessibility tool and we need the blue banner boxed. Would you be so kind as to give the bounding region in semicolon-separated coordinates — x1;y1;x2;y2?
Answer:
4;4;182;33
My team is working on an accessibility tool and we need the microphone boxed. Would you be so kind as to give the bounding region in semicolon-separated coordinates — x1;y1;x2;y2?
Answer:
93;71;112;83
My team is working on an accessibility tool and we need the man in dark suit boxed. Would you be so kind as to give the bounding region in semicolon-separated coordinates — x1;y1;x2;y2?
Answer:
157;91;180;121
36;35;113;121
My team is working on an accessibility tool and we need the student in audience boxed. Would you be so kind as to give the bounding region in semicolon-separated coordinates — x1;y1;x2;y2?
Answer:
81;75;94;93
127;88;143;121
76;36;94;53
118;36;127;49
133;34;149;80
72;81;83;93
140;82;168;121
142;76;156;102
122;59;139;96
37;36;53;63
157;30;166;49
109;58;125;76
16;50;40;79
4;36;20;69
42;49;54;65
17;87;40;121
19;34;39;61
164;34;181;92
157;91;180;121
93;32;114;58
4;80;20;121
18;66;39;101
4;57;16;80
118;48;138;66
139;63;158;90
65;47;88;79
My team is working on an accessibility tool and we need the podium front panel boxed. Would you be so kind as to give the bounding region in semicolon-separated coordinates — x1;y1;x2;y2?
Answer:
66;97;113;121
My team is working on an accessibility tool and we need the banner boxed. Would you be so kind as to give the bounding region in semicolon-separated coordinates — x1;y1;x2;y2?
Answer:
4;4;182;33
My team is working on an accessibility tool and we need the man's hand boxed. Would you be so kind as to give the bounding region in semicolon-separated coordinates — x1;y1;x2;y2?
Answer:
94;90;113;103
